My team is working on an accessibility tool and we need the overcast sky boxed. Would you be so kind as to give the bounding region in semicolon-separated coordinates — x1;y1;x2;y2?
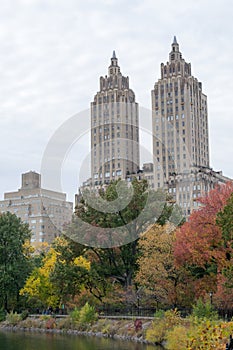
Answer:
0;0;232;202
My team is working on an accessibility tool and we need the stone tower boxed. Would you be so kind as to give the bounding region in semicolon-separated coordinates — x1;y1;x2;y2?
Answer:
152;36;209;190
91;51;140;186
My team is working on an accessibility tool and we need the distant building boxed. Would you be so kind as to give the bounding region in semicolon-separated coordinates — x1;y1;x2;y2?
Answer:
152;36;209;189
0;171;73;244
90;51;140;187
142;163;155;189
151;37;231;216
166;166;231;216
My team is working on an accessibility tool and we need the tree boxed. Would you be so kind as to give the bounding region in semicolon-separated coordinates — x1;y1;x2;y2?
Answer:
174;182;233;298
50;236;90;305
217;192;233;246
213;192;233;308
55;178;183;308
0;212;32;310
135;224;193;308
20;247;59;308
21;236;91;308
69;178;182;292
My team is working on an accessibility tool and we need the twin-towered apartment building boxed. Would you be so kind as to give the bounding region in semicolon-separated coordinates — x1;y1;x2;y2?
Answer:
88;36;230;216
0;37;230;243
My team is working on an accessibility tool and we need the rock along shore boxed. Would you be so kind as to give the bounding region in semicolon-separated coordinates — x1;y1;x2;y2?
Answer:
0;317;158;346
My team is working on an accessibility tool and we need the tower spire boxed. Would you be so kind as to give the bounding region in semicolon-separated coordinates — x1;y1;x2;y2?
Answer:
170;36;181;62
173;35;178;45
109;50;120;75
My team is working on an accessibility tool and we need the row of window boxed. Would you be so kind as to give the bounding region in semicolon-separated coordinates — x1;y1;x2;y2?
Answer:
93;170;122;179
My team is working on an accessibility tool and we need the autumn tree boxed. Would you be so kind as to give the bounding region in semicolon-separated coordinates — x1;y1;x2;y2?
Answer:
21;236;91;309
20;247;59;308
69;178;182;293
0;212;32;310
174;182;233;299
135;224;193;308
50;236;91;305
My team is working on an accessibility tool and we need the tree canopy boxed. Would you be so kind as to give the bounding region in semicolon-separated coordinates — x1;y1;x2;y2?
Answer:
174;182;233;299
0;212;32;310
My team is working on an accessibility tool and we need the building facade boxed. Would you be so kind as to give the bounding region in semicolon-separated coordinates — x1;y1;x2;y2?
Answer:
0;171;73;244
142;162;155;189
152;37;209;190
166;166;231;216
91;51;140;186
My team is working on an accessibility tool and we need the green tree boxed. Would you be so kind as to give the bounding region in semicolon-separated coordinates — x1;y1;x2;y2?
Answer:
217;192;233;245
0;212;32;311
66;178;183;301
50;236;90;305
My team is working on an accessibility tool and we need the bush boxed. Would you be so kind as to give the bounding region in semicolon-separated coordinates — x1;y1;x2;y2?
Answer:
6;311;21;326
21;310;29;321
70;307;80;324
146;309;182;344
192;299;218;320
45;318;56;329
154;309;165;319
70;303;98;327
79;302;98;325
186;319;233;350
166;325;188;350
56;317;73;330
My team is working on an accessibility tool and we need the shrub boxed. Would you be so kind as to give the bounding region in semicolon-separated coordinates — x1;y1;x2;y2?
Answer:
70;307;80;324
21;310;29;321
6;311;21;326
192;299;218;320
146;309;182;344
186;319;233;350
45;318;56;329
166;325;188;350
40;315;51;321
79;302;98;325
56;317;73;330
70;303;98;327
154;309;165;319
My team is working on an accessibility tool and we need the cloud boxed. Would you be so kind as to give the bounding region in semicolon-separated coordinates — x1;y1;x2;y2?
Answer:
0;0;232;201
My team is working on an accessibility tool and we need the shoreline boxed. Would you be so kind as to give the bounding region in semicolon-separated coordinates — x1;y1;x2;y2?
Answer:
0;317;158;347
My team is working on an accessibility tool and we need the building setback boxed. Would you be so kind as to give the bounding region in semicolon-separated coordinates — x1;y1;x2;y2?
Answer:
90;51;140;186
0;171;73;244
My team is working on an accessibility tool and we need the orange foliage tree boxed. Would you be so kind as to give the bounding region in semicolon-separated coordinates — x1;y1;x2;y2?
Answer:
174;182;233;300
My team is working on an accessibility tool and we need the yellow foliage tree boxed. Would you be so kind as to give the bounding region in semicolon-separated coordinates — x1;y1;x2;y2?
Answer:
20;247;59;308
135;224;193;308
20;236;91;308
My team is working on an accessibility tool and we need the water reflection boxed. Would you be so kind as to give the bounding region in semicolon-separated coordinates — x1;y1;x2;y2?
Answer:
0;331;164;350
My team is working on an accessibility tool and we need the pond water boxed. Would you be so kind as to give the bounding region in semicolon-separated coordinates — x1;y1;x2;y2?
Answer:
0;330;164;350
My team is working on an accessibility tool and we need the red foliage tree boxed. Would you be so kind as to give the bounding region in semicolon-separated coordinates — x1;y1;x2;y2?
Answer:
174;182;233;280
